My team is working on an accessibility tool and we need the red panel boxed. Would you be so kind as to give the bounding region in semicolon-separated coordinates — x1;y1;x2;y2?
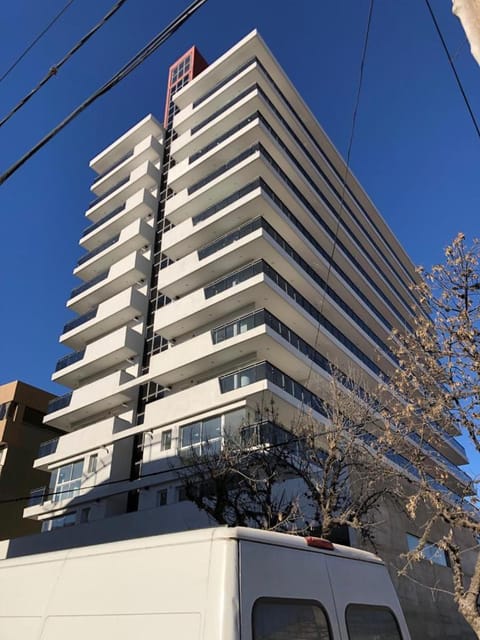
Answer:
163;46;208;128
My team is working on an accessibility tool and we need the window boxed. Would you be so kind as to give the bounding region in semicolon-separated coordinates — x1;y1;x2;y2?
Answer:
49;459;84;502
161;429;172;451
23;406;45;425
156;489;168;507
179;417;221;455
406;533;449;567
345;604;403;639
253;598;331;639
41;512;77;532
87;454;98;473
0;445;7;475
80;507;90;523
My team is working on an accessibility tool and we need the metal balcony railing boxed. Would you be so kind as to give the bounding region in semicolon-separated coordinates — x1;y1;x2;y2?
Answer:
37;438;59;458
62;308;97;334
76;235;119;267
47;392;72;414
28;486;46;507
54;349;85;372
81;204;125;239
70;271;108;299
88;175;129;208
92;150;133;185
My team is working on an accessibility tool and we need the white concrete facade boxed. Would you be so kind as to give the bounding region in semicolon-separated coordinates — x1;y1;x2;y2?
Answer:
28;31;470;535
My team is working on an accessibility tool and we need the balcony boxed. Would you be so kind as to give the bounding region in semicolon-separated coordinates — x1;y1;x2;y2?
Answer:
80;189;158;251
89;113;163;175
67;252;150;314
60;287;147;350
52;326;143;387
150;308;333;393
37;437;59;458
85;160;160;223
165;146;262;225
34;416;130;470
91;135;163;197
44;370;136;429
74;218;154;280
161;180;262;260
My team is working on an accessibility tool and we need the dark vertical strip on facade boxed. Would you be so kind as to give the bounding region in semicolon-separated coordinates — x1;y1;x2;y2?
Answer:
126;48;207;512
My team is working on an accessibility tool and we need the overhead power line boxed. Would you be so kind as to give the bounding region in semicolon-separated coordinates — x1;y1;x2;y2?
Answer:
302;0;375;395
424;0;480;138
0;0;208;187
0;0;76;85
0;0;129;131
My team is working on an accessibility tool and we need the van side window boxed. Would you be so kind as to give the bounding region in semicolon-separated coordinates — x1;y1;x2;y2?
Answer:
253;598;331;639
345;604;403;640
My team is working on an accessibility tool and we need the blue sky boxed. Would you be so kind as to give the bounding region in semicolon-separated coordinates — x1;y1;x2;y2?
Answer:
0;0;479;467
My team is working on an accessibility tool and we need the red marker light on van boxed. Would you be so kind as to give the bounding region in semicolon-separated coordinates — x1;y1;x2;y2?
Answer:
305;536;335;550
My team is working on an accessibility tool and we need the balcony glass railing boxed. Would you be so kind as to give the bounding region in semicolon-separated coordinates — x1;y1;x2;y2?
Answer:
70;271;108;299
37;438;59;458
88;175;129;208
219;360;327;418
192;56;256;108
191;85;257;135
189;114;258;164
81;204;126;239
240;420;290;448
62;308;97;334
28;486;46;507
191;55;416;291
92;150;133;184
76;234;119;267
188;144;259;195
54;349;85;372
200;216;395;362
47;392;72;414
192;179;260;226
407;432;471;485
204;260;384;378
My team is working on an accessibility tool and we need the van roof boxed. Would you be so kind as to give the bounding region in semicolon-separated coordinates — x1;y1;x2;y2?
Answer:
0;526;382;567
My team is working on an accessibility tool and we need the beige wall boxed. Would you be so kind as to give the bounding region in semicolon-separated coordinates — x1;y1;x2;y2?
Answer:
0;381;63;540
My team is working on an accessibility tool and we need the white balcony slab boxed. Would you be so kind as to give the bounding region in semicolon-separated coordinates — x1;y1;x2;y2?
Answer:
80;188;158;251
52;326;143;387
90;114;163;174
74;218;154;280
86;160;160;223
45;370;136;430
91;135;163;197
34;416;130;470
68;252;150;314
61;288;147;350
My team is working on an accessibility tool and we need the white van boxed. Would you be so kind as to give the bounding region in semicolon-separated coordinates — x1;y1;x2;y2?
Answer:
0;526;411;639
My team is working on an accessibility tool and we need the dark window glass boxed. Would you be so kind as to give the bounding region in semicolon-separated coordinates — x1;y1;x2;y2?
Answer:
346;605;403;640
253;598;331;640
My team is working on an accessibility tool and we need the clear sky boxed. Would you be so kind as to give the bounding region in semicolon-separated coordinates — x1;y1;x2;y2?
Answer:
0;0;479;465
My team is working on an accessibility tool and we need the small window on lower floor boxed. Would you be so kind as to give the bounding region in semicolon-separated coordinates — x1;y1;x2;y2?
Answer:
346;604;403;640
80;507;90;523
156;489;168;507
161;429;172;451
253;598;332;640
407;533;449;567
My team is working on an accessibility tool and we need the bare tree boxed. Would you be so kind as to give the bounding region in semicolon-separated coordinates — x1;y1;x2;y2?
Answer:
384;233;480;637
175;369;403;546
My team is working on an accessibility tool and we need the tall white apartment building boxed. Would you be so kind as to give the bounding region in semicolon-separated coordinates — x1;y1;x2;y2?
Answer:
25;31;470;544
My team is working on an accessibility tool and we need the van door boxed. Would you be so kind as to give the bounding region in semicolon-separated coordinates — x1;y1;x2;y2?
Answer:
239;540;343;640
325;555;411;640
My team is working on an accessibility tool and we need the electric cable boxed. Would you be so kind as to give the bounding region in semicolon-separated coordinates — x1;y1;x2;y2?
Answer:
424;0;480;138
0;0;129;131
0;0;207;187
0;423;379;507
0;0;76;85
300;0;375;402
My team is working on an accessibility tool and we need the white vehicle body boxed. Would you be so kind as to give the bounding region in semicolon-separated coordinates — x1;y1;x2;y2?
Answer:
0;526;411;639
